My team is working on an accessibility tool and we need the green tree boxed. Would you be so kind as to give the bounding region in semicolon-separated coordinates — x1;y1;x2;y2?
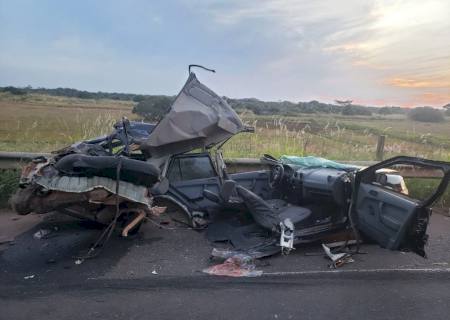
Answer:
408;107;445;122
132;96;175;121
341;105;372;116
443;104;450;116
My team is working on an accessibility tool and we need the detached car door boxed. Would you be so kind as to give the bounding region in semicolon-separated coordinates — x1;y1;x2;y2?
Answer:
353;156;450;256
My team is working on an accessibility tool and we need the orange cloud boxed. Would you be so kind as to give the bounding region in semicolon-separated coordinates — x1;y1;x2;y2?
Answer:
387;77;450;88
414;92;450;106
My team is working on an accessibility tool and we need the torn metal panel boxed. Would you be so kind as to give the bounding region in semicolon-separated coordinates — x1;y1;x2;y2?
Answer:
34;175;152;208
322;243;354;268
140;72;244;157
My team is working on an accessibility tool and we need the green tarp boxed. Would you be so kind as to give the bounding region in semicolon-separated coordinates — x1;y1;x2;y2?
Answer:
279;155;358;170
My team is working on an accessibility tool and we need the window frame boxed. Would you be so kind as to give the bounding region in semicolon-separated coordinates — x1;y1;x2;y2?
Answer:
166;152;218;182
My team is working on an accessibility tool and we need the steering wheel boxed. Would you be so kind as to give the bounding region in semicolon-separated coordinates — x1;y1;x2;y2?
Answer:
269;164;284;188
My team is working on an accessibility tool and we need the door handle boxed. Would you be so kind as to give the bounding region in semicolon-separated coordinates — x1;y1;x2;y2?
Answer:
369;190;378;196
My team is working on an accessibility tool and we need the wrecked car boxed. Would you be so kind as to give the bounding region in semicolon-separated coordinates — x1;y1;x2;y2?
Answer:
11;69;250;238
11;68;450;259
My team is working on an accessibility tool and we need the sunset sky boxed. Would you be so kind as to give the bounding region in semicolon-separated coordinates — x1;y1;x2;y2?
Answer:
0;0;449;107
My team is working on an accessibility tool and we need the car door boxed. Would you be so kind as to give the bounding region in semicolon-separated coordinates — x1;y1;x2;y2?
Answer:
353;156;450;256
165;153;221;214
229;170;272;200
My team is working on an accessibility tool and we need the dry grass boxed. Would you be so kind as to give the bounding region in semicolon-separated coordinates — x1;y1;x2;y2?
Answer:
1;93;449;208
222;116;450;161
0;93;134;152
0;93;449;162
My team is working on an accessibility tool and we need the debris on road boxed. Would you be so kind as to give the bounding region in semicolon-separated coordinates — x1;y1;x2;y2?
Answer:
33;229;51;239
203;251;262;277
324;239;358;249
74;259;84;265
322;243;354;268
23;274;35;280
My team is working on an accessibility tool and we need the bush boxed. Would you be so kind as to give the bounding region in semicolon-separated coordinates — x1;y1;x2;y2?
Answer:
408;107;445;122
0;170;20;208
132;96;175;121
443;104;450;116
1;86;26;95
341;105;372;116
377;106;406;115
132;95;146;102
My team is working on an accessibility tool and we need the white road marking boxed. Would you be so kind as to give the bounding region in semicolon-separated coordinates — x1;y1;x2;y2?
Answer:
263;267;450;276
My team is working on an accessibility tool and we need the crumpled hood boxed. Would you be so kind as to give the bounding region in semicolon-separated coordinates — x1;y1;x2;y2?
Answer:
140;72;244;157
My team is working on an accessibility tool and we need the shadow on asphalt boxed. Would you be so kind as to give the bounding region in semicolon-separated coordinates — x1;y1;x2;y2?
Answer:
0;213;144;284
1;210;450;285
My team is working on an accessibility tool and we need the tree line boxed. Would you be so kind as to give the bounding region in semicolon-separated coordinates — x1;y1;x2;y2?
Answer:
1;85;449;122
0;85;149;102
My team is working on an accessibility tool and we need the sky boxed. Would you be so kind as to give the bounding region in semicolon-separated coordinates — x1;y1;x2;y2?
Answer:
0;0;449;107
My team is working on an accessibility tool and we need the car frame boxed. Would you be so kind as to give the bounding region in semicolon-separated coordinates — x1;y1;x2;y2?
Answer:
11;69;450;258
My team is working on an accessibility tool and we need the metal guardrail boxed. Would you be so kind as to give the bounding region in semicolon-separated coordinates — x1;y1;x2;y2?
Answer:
0;151;51;169
0;152;376;169
0;151;443;178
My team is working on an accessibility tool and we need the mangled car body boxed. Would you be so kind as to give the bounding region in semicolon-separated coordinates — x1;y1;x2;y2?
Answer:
11;71;249;237
11;70;450;258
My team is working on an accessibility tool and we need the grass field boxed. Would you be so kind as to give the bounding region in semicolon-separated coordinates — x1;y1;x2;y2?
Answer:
1;92;449;162
0;92;449;208
0;92;134;152
224;114;450;161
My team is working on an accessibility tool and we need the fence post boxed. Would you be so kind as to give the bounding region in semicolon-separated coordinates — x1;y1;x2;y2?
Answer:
376;135;385;161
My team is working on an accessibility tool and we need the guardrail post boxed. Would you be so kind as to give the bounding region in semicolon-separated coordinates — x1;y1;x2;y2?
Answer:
376;135;385;161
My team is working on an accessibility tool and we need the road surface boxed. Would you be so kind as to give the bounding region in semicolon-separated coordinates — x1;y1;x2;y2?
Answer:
1;209;450;319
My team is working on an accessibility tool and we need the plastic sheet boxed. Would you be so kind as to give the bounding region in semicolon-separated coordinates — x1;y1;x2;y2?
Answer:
280;156;358;170
203;250;263;277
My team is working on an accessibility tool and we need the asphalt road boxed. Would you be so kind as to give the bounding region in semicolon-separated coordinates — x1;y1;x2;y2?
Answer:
1;209;450;319
2;272;450;320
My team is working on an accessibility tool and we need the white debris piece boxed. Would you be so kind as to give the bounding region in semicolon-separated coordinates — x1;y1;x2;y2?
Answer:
322;243;354;268
33;229;51;239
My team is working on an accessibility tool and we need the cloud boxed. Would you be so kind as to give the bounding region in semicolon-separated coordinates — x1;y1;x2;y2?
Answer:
413;92;450;107
387;77;450;89
0;0;449;106
195;0;450;105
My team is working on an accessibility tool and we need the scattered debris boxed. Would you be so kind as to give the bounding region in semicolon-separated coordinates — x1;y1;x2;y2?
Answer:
74;259;84;265
322;243;354;268
33;229;52;239
279;219;295;255
23;274;35;280
324;240;358;249
203;251;262;277
211;248;241;259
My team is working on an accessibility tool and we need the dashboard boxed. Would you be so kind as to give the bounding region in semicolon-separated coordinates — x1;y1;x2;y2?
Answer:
278;164;351;206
